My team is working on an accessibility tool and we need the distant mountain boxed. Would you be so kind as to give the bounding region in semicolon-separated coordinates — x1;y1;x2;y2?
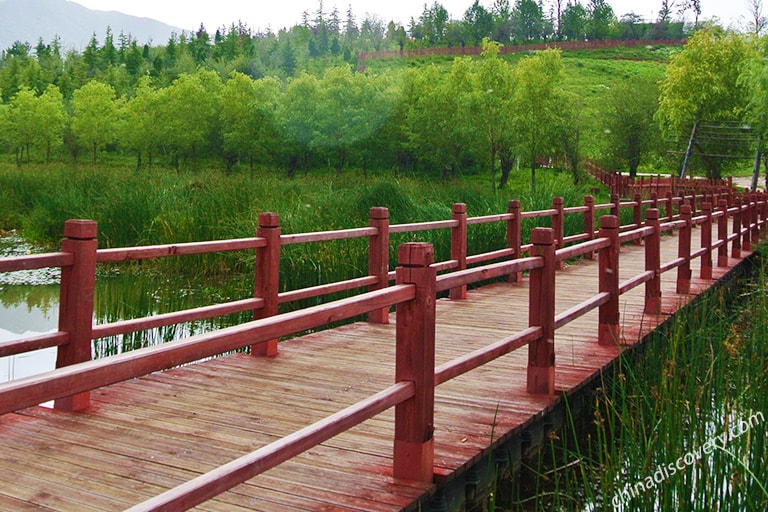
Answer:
0;0;181;52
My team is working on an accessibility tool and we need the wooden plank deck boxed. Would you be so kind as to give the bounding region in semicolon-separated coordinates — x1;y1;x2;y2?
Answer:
0;228;754;511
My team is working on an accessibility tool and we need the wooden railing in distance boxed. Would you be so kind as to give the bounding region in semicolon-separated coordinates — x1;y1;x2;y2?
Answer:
0;192;766;510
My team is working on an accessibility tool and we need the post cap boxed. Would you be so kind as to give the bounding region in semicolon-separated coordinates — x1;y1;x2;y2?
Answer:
452;203;467;214
258;212;280;227
531;227;554;245
645;208;659;220
599;215;620;229
369;207;389;219
397;242;434;266
63;220;97;239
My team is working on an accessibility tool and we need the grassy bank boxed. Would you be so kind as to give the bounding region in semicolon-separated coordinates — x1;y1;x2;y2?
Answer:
500;250;768;511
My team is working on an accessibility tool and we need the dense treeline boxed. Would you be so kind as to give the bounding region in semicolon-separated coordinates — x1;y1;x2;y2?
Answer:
0;38;579;191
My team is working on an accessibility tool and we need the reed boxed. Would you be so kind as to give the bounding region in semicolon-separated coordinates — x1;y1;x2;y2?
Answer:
501;252;768;511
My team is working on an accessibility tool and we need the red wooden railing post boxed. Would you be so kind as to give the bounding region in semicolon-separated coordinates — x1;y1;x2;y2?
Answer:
644;209;661;315
252;212;280;357
717;199;729;268
598;216;620;346
732;196;742;259
54;220;98;412
584;195;595;260
665;191;674;235
610;193;620;219
742;196;752;252
751;193;760;244
450;203;468;300
677;204;692;295
700;202;713;280
650;191;658;209
633;192;643;245
507;200;522;282
368;207;390;323
394;242;436;483
552;197;564;269
527;227;556;395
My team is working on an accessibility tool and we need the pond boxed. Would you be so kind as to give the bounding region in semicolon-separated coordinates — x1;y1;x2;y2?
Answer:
0;235;248;386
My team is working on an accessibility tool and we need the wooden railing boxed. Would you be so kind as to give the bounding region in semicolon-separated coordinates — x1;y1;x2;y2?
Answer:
1;191;766;510
585;161;737;199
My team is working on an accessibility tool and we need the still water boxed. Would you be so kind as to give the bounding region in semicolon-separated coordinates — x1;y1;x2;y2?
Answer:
0;236;244;387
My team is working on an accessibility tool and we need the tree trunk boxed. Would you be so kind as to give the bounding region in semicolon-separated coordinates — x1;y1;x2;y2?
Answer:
499;149;515;189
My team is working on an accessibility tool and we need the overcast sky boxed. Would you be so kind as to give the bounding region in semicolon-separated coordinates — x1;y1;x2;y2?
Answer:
70;0;751;33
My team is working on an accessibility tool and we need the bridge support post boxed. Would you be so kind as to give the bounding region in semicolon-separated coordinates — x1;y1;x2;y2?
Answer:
450;203;467;300
507;200;522;282
717;199;729;268
252;213;280;357
700;202;713;280
527;228;556;395
394;243;436;483
677;205;692;295
732;197;742;259
368;207;390;323
644;209;661;315
633;193;643;246
584;195;595;260
55;220;98;412
598;216;620;346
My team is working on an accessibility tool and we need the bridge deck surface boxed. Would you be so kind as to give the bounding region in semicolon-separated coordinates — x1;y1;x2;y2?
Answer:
0;229;751;511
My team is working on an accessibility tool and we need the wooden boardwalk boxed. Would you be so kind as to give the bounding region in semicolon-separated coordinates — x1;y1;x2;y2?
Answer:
0;227;755;511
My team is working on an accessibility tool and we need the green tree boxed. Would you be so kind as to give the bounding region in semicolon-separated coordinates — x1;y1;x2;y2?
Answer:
71;81;122;163
35;85;66;163
512;0;546;41
279;72;319;176
511;48;567;192
463;1;495;45
470;39;517;190
604;77;660;177
587;0;616;40
156;70;223;169
121;76;161;169
561;3;589;41
656;29;755;178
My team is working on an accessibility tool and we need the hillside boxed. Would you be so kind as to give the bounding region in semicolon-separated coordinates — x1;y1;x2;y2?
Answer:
0;0;180;51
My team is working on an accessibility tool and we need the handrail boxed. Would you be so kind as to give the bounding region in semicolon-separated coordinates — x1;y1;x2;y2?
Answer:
0;284;416;415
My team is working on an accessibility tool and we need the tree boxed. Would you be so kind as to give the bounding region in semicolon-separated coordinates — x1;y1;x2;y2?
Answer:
587;0;616;40
511;48;567;192
156;70;223;169
512;0;546;41
604;77;660;177
404;63;473;179
469;39;517;190
561;3;589;41
121;76;161;169
279;72;319;176
463;1;495;45
745;0;768;36
35;85;66;163
656;29;756;179
70;81;121;163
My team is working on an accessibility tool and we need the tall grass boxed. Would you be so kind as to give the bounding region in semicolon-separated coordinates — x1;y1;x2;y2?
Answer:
0;163;605;293
502;252;768;511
